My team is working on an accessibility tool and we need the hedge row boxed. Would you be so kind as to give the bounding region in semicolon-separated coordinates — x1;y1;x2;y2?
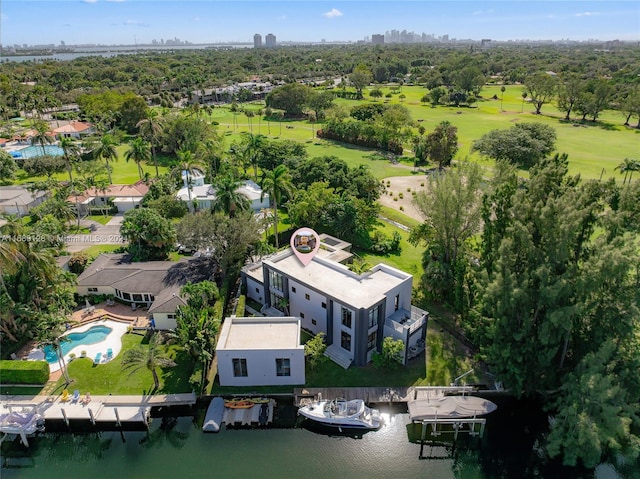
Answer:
0;360;49;385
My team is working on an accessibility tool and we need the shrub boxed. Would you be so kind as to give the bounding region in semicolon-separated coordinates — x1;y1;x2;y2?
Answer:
235;295;246;317
399;206;404;211
0;360;49;384
68;252;90;274
372;337;404;369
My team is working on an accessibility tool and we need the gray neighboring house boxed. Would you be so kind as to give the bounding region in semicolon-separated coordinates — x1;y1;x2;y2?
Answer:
76;254;188;330
0;185;49;217
242;234;428;368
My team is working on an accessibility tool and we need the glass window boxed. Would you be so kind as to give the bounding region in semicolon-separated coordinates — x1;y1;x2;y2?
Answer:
276;358;291;376
132;294;143;302
305;293;310;300
321;302;326;309
367;332;377;351
300;312;305;319
341;331;351;351
88;287;98;292
368;306;378;329
341;307;352;329
269;270;284;292
291;286;296;293
394;294;399;311
311;319;317;326
122;292;131;301
232;358;248;377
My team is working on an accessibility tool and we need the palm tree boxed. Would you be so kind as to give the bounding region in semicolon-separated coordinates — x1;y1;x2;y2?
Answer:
121;334;176;391
32;120;53;156
261;164;295;248
256;108;263;134
93;134;118;184
137;109;163;177
211;174;250;217
59;136;81;184
35;312;72;385
125;137;151;180
615;157;640;185
245;110;254;133
196;137;224;178
500;85;506;111
172;149;204;213
241;132;265;181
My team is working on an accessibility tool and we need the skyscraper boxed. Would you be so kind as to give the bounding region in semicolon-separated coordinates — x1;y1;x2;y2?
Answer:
254;34;262;48
265;33;276;48
371;34;384;45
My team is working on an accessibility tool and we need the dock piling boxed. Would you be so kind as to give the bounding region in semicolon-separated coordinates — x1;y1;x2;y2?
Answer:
88;407;96;425
61;408;69;426
114;408;121;427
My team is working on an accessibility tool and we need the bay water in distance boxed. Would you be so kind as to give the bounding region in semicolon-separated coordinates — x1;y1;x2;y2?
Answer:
0;396;591;479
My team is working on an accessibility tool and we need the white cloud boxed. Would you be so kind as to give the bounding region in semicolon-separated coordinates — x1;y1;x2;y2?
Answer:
82;0;98;4
123;20;149;27
323;8;343;19
473;9;494;16
277;15;287;21
576;12;599;17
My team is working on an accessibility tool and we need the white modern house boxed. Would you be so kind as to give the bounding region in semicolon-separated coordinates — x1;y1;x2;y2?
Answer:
176;169;269;212
76;254;188;329
216;316;305;386
242;235;428;368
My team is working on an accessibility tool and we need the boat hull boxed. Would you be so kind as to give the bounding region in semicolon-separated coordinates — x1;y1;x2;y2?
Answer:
297;399;381;430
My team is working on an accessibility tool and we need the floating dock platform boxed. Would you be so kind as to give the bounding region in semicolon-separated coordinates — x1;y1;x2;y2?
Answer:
222;400;275;426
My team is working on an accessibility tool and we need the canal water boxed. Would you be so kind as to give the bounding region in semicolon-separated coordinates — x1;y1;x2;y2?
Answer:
0;397;591;479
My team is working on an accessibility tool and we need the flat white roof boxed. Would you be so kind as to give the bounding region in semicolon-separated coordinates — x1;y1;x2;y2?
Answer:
265;250;411;309
218;317;301;350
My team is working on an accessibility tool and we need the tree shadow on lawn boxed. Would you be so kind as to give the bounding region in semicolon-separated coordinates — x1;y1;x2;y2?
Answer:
160;348;194;394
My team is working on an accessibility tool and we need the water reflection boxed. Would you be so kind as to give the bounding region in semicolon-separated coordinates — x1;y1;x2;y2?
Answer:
299;418;375;440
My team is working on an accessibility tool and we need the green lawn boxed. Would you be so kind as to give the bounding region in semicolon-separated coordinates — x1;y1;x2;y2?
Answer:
87;215;113;225
52;332;194;395
356;221;424;285
81;243;124;258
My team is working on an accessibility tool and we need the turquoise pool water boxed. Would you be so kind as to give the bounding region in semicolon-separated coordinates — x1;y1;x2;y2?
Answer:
43;325;113;363
19;145;64;159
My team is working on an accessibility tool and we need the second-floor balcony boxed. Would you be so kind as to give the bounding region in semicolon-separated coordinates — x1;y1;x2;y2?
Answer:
386;306;429;337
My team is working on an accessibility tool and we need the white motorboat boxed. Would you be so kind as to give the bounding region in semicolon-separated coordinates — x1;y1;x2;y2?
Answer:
0;410;45;435
298;398;381;430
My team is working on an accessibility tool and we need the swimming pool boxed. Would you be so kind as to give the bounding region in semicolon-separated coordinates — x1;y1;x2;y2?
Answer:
44;325;113;364
18;145;64;159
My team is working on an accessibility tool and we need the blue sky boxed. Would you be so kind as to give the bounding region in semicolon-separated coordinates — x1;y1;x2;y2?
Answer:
1;1;639;46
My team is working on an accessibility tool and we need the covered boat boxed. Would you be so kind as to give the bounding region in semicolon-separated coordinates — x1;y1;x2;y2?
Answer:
0;410;45;435
407;395;497;421
298;398;381;430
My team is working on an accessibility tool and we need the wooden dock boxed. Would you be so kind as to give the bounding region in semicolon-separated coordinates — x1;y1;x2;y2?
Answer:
293;386;476;406
0;392;197;428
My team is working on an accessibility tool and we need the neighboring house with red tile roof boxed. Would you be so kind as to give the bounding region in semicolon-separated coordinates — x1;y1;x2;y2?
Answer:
70;181;150;215
52;121;94;139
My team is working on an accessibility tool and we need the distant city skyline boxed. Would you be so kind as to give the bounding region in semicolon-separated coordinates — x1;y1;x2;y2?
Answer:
1;1;638;47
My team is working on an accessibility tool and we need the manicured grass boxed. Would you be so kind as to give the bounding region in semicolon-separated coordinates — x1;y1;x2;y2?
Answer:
378;205;421;229
52;332;194;395
356;221;424;285
87;215;113;225
81;244;123;258
0;386;45;396
305;357;428;387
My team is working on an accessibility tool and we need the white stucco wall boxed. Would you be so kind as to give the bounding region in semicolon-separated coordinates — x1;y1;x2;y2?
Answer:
246;276;264;304
77;286;115;296
381;278;413;319
288;279;327;335
151;312;176;330
217;348;305;386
